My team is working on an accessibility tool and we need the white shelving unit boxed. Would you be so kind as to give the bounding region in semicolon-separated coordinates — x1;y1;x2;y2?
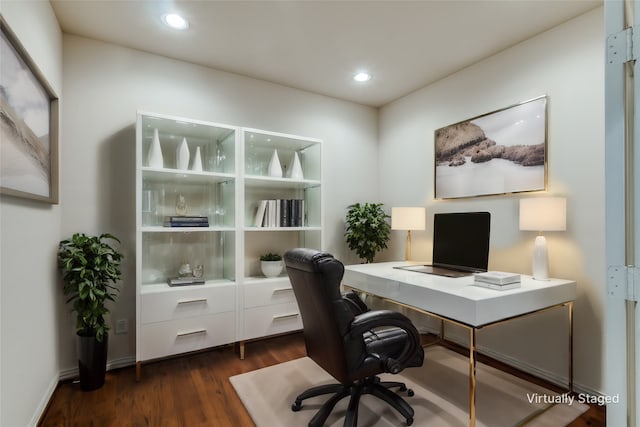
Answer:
135;112;322;374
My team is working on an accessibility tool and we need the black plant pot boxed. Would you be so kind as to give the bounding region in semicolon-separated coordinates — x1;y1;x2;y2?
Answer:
76;333;108;391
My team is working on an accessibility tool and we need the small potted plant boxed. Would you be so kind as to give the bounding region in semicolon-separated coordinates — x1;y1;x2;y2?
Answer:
58;233;123;391
260;252;283;277
345;202;391;263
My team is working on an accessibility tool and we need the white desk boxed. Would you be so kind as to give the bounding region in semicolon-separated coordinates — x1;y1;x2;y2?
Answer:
342;262;576;427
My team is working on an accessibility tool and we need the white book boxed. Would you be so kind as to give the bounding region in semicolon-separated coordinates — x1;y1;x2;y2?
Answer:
473;280;521;291
474;271;521;285
254;200;268;227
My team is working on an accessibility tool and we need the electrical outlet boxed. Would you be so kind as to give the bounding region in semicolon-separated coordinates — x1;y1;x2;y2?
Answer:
115;319;128;335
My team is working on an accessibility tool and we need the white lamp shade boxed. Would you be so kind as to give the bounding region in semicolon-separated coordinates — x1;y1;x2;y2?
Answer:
391;207;426;231
519;198;567;232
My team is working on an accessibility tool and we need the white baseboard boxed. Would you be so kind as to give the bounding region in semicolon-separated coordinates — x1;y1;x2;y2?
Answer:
434;331;603;398
29;374;59;427
58;356;137;381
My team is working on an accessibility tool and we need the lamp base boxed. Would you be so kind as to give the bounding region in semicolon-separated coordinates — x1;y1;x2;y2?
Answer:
405;230;412;261
532;235;549;281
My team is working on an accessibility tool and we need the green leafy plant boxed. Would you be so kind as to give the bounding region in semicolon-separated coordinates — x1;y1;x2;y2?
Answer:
345;202;391;263
58;233;123;343
260;252;282;261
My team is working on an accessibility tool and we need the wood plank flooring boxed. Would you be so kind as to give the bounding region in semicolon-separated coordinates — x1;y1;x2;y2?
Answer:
38;332;605;426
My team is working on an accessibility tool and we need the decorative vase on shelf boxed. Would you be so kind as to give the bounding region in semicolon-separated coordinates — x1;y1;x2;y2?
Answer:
176;138;190;170
191;146;203;172
267;149;283;178
288;151;304;180
261;260;283;278
147;128;164;168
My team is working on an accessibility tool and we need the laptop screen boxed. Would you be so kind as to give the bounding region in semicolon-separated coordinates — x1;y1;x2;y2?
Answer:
432;212;491;272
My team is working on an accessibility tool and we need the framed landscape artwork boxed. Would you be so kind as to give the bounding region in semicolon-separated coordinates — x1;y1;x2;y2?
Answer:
434;96;547;199
0;17;59;204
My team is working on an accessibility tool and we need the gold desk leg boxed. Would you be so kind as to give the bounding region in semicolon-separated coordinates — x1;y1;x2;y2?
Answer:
238;341;245;360
568;301;574;393
469;327;477;427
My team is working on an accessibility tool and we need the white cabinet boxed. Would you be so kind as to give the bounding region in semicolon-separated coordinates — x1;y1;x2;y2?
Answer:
136;112;322;373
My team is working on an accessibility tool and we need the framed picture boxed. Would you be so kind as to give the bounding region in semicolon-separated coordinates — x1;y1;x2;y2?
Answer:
434;96;547;199
0;17;59;204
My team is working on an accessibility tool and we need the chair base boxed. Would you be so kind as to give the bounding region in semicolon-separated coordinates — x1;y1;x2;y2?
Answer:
291;376;415;427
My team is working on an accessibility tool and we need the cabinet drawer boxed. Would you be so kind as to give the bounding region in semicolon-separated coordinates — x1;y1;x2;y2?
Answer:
140;312;236;361
243;278;297;308
243;302;302;340
141;285;235;324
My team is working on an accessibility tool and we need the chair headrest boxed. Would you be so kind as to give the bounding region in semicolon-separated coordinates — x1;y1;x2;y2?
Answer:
284;248;337;273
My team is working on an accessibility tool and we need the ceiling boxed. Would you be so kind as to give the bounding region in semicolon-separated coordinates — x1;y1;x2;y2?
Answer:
50;0;601;107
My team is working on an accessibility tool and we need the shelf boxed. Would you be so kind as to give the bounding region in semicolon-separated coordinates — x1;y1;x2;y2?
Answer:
142;226;235;233
141;279;236;294
245;226;321;232
142;167;235;184
244;175;320;189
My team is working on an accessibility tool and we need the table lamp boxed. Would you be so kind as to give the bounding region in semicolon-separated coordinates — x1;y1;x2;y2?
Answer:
391;207;426;261
519;197;566;280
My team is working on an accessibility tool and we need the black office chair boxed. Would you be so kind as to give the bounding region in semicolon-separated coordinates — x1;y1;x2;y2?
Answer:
284;248;424;427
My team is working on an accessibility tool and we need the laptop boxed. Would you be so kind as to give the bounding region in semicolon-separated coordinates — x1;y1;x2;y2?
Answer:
395;212;491;278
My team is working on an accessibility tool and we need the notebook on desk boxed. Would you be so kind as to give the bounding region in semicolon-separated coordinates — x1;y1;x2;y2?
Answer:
394;212;491;278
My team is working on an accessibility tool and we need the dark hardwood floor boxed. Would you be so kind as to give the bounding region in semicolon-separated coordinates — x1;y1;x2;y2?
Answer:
38;332;605;426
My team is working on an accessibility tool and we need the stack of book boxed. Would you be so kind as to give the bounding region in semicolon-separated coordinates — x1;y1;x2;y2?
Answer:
163;215;209;227
473;271;521;290
167;277;205;287
254;199;305;227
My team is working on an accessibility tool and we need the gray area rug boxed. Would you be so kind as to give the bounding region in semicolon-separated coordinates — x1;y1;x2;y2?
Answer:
230;346;588;427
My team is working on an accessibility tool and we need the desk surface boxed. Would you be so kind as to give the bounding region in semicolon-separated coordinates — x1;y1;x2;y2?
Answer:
342;262;576;327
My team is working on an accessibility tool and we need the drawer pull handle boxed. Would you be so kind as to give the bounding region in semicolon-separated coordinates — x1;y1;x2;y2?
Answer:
177;298;207;305
273;287;293;294
177;329;207;338
273;313;299;320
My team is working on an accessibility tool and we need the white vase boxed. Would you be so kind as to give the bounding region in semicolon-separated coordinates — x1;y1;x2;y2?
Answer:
191;146;203;172
267;149;283;177
289;151;304;180
177;138;190;170
147;128;164;168
261;260;283;278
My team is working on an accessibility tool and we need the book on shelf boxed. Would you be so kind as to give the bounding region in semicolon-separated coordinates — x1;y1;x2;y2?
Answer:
163;215;209;227
253;199;305;227
168;277;206;286
163;215;208;223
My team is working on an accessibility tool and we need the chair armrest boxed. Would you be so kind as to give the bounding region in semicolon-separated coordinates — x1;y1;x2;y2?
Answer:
349;310;421;374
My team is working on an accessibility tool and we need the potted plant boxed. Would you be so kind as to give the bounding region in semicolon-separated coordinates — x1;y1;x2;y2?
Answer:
58;233;123;391
260;252;283;277
345;202;391;263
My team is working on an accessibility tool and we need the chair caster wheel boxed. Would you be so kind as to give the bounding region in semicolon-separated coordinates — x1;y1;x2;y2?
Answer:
292;401;302;411
407;389;414;397
406;417;414;426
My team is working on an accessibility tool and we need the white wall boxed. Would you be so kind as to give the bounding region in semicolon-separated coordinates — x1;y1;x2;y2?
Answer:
59;35;379;371
0;2;63;427
378;8;604;394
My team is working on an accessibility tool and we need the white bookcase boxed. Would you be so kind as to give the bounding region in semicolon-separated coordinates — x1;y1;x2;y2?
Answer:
135;112;322;374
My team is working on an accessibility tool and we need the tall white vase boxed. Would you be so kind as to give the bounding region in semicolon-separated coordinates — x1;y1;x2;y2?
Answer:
267;149;283;177
289;151;304;180
147;128;164;168
177;138;190;170
191;146;203;172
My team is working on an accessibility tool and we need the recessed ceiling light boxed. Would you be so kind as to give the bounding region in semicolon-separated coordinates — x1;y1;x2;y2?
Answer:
353;72;372;82
163;13;189;30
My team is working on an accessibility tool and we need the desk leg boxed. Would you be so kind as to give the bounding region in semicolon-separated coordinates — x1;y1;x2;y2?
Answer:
568;301;574;393
469;327;477;427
